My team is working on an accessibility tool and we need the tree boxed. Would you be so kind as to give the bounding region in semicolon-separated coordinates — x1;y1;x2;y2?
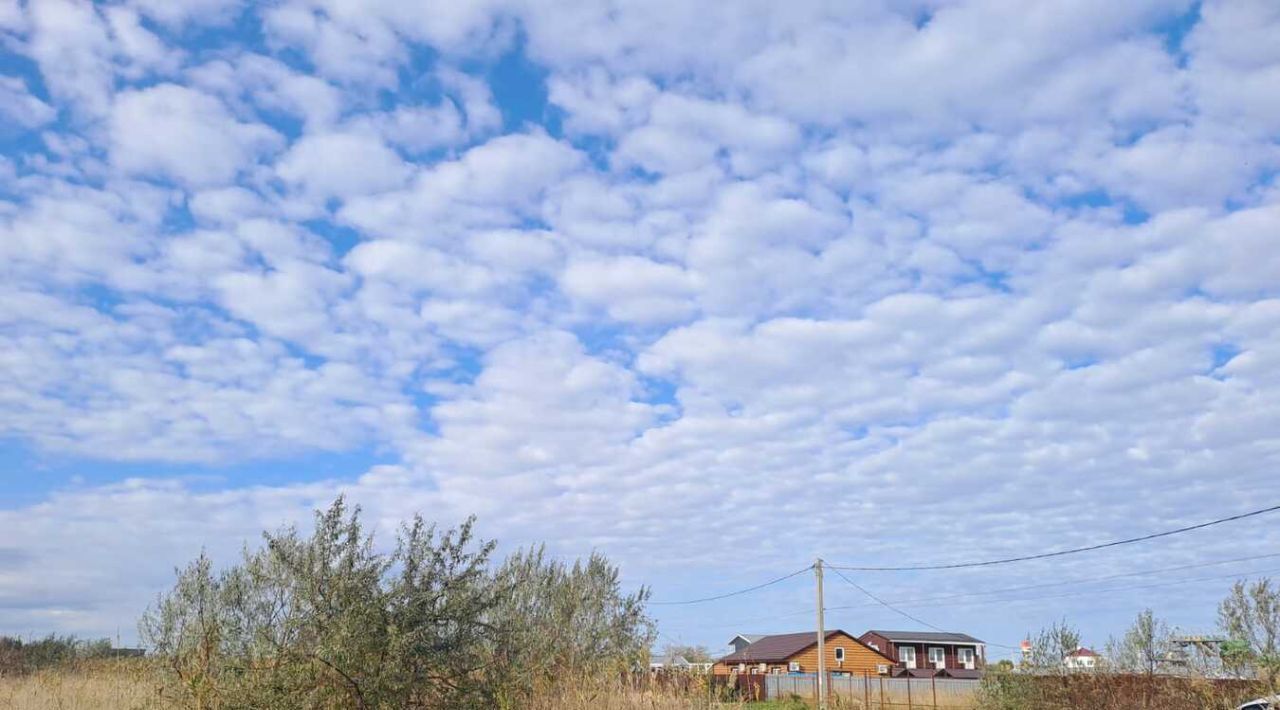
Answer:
660;644;713;664
1219;578;1280;681
484;545;654;704
142;498;506;709
141;497;655;710
1107;609;1172;676
1026;619;1082;672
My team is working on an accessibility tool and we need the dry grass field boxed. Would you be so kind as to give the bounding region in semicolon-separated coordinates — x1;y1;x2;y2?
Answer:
0;661;163;710
0;663;758;710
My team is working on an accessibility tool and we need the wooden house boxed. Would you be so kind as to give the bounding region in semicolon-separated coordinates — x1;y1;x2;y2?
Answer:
857;630;985;672
712;630;895;677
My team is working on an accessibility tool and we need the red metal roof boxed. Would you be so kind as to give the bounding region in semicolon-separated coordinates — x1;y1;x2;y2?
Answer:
719;631;833;663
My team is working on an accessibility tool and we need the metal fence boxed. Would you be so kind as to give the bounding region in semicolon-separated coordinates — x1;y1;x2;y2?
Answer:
764;673;979;708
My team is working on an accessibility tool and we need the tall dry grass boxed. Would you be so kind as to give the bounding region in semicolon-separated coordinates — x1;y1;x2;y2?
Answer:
0;666;763;710
0;660;164;710
520;674;739;710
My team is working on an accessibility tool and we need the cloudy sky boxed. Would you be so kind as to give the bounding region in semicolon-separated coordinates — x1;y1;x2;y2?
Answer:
2;0;1279;656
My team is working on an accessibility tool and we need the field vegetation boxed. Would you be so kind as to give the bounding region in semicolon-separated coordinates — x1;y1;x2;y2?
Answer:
5;499;1280;709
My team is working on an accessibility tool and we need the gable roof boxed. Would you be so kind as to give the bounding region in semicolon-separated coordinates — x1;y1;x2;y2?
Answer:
864;630;983;645
729;633;767;645
718;630;893;664
1067;647;1100;657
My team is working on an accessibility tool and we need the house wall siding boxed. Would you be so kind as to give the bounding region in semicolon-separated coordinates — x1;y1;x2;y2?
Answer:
713;632;893;676
792;632;892;676
857;633;981;671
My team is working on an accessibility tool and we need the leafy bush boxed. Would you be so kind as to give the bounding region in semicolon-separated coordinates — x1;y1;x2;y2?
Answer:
140;496;654;709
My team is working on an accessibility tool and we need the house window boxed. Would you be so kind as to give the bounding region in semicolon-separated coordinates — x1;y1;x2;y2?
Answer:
929;647;945;668
834;647;846;663
789;661;801;673
958;648;976;670
900;646;917;669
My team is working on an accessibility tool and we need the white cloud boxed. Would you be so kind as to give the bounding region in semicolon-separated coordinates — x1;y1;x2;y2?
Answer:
128;0;245;29
25;0;117;115
110;84;282;187
363;104;466;153
188;54;346;130
0;0;25;32
548;69;657;135
615;94;800;176
276;131;409;200
5;0;1280;654
438;67;503;135
1089;125;1277;210
561;254;697;324
411;330;660;482
341;132;584;239
0;76;56;128
1186;0;1280;135
103;5;183;77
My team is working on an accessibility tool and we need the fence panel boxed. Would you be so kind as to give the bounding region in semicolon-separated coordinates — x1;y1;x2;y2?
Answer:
764;673;979;708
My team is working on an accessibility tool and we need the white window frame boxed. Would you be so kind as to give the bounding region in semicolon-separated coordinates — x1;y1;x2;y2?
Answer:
929;647;945;669
900;646;917;669
834;647;846;664
789;661;801;673
958;647;976;670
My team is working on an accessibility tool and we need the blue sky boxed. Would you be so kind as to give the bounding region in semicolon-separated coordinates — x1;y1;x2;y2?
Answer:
2;0;1280;656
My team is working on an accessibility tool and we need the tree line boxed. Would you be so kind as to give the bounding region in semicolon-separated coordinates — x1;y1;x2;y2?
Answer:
0;634;127;676
980;579;1280;709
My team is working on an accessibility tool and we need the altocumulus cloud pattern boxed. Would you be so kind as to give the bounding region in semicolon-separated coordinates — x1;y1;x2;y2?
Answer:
1;0;1279;651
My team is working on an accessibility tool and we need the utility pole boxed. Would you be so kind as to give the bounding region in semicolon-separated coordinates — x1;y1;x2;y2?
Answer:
816;558;826;709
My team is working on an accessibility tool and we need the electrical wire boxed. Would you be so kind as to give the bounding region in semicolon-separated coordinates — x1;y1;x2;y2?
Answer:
659;551;1280;636
827;565;1022;651
835;563;1280;613
826;503;1280;571
825;550;1280;612
648;565;812;605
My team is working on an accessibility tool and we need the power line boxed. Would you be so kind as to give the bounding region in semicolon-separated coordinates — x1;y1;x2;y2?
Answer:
827;503;1280;572
664;551;1280;634
826;551;1280;612
843;563;1280;613
827;565;1022;651
827;566;948;634
648;565;812;605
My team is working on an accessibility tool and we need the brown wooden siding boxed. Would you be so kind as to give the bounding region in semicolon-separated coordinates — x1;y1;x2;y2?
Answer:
793;632;893;676
714;632;893;676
